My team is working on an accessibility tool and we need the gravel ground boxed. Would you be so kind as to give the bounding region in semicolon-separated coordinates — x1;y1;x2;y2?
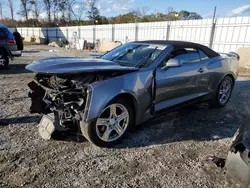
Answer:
0;45;250;188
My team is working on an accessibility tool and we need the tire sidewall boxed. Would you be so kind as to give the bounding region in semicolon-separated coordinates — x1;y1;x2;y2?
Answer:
0;55;9;70
216;76;233;106
87;98;134;147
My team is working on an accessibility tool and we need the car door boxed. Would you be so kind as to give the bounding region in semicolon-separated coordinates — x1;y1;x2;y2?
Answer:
154;47;210;112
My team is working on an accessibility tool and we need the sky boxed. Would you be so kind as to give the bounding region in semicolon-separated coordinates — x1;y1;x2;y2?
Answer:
96;0;250;18
2;0;250;20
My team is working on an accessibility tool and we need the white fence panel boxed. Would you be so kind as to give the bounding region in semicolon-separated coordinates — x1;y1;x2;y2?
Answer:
95;24;112;41
169;19;212;46
213;17;250;52
138;21;168;40
67;26;78;41
57;27;67;39
80;25;94;41
114;23;136;43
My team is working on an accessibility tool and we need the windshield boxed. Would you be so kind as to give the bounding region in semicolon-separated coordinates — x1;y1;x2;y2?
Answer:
101;43;166;67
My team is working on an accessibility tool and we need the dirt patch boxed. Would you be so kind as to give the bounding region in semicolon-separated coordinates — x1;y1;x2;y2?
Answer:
237;47;250;69
0;45;250;188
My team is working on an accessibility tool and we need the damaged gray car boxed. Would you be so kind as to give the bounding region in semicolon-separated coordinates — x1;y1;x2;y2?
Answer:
26;40;239;147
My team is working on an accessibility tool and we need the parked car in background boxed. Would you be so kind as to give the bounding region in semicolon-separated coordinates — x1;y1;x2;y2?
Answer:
26;40;239;147
0;24;23;69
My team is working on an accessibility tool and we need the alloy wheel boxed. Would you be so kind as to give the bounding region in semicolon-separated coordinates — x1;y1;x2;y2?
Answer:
96;103;129;142
218;79;232;104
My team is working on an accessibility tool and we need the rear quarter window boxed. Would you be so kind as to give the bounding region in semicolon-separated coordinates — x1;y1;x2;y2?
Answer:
198;49;209;60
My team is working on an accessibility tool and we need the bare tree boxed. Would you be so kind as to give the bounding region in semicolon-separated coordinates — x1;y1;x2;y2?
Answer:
43;0;53;24
66;0;76;22
58;0;66;21
135;6;150;18
19;0;30;20
52;0;58;21
30;0;40;19
71;2;85;24
7;0;14;24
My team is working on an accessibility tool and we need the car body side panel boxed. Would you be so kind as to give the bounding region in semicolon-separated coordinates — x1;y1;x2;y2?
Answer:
155;60;211;111
86;69;154;124
207;56;238;93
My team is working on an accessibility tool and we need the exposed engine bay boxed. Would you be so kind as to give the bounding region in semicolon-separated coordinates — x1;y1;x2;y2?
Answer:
28;72;124;128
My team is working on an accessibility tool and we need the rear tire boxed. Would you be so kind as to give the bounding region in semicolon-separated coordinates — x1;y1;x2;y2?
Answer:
0;55;9;70
80;97;134;147
209;76;233;108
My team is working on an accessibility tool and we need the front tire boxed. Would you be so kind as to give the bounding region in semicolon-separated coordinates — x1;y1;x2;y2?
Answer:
80;97;134;147
209;76;233;107
0;55;9;70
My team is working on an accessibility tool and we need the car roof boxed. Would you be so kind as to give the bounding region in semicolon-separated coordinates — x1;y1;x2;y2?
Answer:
0;24;8;29
133;40;220;58
0;24;14;39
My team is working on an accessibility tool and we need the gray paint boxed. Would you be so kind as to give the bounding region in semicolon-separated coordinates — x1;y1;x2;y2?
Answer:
25;57;139;74
85;45;238;124
26;43;239;125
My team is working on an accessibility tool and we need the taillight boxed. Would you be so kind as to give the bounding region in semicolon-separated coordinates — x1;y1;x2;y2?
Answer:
8;39;16;43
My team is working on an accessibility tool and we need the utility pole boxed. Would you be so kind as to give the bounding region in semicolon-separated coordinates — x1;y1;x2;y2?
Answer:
212;6;217;23
209;6;217;49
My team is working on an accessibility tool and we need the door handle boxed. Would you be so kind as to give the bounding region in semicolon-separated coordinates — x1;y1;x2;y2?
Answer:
198;68;204;73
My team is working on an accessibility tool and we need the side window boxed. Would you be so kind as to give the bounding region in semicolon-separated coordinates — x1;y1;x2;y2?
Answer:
176;48;200;64
198;49;209;60
161;48;200;66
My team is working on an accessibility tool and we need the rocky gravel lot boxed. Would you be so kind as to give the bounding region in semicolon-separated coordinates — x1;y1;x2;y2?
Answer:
0;46;250;188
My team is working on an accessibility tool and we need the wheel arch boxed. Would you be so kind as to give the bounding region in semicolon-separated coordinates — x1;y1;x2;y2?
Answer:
111;93;138;122
216;73;236;90
0;46;13;60
222;73;236;88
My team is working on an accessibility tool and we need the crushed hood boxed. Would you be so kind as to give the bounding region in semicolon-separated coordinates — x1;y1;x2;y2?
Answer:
25;57;139;74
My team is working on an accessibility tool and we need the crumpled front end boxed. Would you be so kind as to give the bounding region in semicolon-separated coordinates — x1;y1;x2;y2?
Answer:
28;73;95;131
27;69;133;135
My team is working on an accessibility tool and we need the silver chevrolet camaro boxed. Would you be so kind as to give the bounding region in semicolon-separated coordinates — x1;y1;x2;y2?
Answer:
26;40;239;147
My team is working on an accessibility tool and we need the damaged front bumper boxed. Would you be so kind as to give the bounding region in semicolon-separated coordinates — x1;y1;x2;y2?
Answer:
28;75;93;138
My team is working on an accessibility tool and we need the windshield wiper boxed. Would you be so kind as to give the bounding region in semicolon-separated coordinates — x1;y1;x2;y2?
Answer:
135;47;158;68
111;47;138;62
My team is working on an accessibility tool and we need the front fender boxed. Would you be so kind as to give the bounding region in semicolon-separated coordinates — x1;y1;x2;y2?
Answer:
86;69;154;124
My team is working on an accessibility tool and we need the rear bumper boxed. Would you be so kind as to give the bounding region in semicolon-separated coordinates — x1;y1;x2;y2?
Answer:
11;50;22;57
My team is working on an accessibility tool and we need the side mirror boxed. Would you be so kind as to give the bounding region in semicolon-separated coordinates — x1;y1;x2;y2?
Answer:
166;58;182;67
162;58;182;70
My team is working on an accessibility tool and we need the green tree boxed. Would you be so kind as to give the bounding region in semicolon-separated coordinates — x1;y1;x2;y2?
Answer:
86;0;100;24
178;10;202;20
